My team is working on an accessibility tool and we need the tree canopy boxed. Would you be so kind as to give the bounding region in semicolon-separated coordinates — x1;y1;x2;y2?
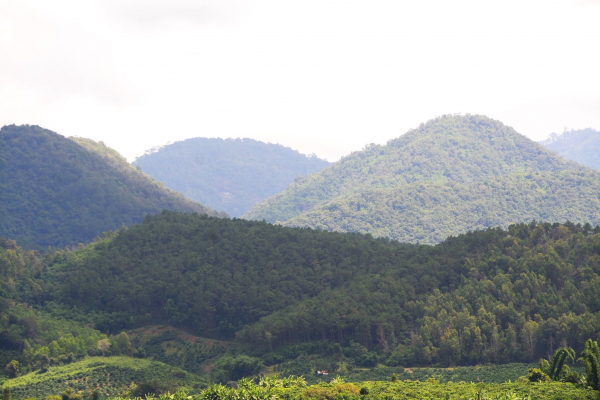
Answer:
4;212;600;367
0;125;224;249
244;115;600;244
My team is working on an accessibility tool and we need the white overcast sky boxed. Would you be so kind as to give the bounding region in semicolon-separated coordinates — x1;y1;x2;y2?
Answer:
1;0;599;161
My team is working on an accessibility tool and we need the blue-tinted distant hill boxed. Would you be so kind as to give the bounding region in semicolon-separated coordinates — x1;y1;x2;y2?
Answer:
133;138;331;217
541;128;600;170
0;125;224;250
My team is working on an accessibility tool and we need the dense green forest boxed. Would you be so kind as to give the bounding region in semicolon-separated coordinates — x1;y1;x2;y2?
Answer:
0;125;225;249
541;128;600;170
4;212;600;370
282;170;600;243
244;114;600;244
133;138;330;217
4;118;600;398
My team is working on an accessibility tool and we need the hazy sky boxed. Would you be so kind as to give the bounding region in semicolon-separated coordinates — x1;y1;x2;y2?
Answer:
1;1;599;161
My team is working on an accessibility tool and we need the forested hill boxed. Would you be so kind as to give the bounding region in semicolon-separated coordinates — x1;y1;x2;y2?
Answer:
244;114;600;244
541;128;600;170
8;211;600;367
0;125;224;249
132;137;331;217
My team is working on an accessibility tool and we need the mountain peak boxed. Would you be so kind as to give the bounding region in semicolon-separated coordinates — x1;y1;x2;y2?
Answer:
0;124;223;249
244;115;597;244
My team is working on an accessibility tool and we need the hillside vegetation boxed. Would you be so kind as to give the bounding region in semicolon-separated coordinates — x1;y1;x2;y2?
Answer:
3;357;206;399
4;212;600;370
244;114;600;244
541;128;600;170
0;125;224;249
133;138;330;217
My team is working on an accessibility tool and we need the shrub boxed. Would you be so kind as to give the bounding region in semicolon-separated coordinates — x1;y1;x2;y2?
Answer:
172;371;186;379
6;361;19;378
527;368;551;383
131;380;174;397
356;353;378;368
563;371;581;384
61;388;82;400
303;383;360;399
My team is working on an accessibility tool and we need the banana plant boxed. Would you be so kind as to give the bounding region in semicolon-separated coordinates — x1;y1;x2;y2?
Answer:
579;339;600;390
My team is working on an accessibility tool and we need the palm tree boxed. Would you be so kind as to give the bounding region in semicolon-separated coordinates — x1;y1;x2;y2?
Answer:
548;347;575;381
579;339;600;390
539;347;575;381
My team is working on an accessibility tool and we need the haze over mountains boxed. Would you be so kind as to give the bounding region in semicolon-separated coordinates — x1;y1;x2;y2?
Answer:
0;125;224;250
541;128;600;171
245;114;600;244
133;138;331;217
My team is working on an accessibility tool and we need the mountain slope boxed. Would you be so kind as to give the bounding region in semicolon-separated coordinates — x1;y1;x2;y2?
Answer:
541;128;600;170
244;115;599;243
132;137;331;217
284;171;600;243
10;212;600;367
0;125;224;249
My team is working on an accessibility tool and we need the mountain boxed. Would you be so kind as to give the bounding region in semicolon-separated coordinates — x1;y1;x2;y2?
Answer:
132;137;331;217
541;128;600;170
0;124;224;249
244;114;600;243
6;212;600;369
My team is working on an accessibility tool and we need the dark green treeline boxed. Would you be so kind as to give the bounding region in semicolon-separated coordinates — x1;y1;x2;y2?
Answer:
3;212;600;367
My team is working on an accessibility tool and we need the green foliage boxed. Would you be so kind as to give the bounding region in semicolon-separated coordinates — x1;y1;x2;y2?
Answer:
7;212;600;368
212;356;264;382
542;128;600;170
527;368;550;382
110;333;133;356
130;379;174;397
3;356;206;399
0;124;223;250
564;371;583;384
245;114;600;245
195;375;307;400
547;347;575;381
278;170;600;245
107;378;600;399
0;294;146;373
5;361;19;379
133;137;331;218
579;339;600;390
37;211;411;337
61;387;82;400
127;326;229;375
237;220;600;367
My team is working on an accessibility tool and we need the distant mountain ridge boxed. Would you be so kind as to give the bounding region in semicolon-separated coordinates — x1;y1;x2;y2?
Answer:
0;124;223;249
541;128;600;170
133;137;331;217
244;114;600;243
